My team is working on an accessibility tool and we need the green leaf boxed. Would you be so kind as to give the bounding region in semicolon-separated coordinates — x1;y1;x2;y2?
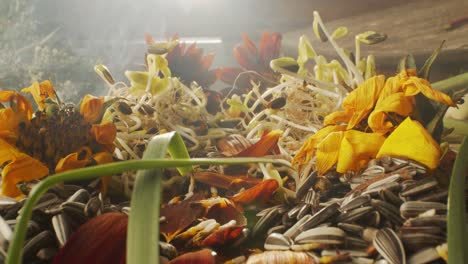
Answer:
448;136;468;264
297;35;316;77
418;40;445;79
127;131;191;264
270;57;299;74
331;26;348;40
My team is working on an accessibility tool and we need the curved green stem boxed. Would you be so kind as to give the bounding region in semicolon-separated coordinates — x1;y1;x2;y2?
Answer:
448;137;468;264
6;158;287;264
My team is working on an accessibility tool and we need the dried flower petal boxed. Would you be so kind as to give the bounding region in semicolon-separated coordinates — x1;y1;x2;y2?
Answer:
21;80;55;110
52;213;127;264
0;90;33;120
292;125;346;170
336;130;385;173
80;95;104;123
316;131;344;175
168;248;216;264
0;138;49;198
377;117;441;169
235;130;282;157
193;171;261;190
201;226;244;247
400;70;456;107
231;179;279;204
55;147;92;173
91;122;117;151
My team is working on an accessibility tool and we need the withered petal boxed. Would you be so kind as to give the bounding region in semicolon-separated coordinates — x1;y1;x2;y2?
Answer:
235;130;282;157
377;117;441;169
52;213;127;264
168;249;216;264
231;179;279;204
80;95;105;124
201;226;244;247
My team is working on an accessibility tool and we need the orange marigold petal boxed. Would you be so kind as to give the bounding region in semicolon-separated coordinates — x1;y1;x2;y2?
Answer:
80;95;104;123
316;131;344;175
55;147;92;173
0;91;33;119
336;130;385;173
91;123;117;151
377;117;441;169
1;152;49;198
231;179;279;204
21;80;55;110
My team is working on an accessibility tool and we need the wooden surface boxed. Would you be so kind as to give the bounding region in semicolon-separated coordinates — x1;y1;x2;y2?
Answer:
283;0;468;79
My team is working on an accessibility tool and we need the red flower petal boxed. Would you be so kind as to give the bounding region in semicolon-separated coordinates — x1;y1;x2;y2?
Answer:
201;226;244;247
160;194;205;242
193;171;261;191
53;213;127;264
231;179;279;204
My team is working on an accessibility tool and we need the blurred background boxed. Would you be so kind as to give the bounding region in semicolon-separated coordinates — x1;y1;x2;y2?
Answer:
1;0;467;100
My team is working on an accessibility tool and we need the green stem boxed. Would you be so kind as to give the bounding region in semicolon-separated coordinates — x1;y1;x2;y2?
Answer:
6;158;287;264
448;136;468;264
433;72;468;94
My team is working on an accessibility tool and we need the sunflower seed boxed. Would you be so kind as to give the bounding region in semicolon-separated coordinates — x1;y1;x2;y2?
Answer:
294;226;345;245
338;206;374;223
52;213;71;247
23;231;56;260
400;201;446;219
407;247;441;264
341;195;371;212
373;228;406;264
264;233;292;250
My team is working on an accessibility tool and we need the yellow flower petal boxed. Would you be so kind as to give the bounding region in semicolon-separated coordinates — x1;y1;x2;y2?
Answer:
400;72;456;107
377;117;441;169
292;125;346;170
91;122;117;151
336;130;385;173
342;75;386;129
80;95;104;123
368;92;414;134
0;108;25;136
316;131;344;175
55;147;92;173
21;80;56;110
0;138;49;198
323;110;352;126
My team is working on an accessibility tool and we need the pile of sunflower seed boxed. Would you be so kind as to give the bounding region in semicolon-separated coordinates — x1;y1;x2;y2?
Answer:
0;182;129;263
248;156;448;264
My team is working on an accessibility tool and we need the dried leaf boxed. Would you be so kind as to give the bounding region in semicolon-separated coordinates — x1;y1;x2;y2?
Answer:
52;213;127;264
231;179;279;204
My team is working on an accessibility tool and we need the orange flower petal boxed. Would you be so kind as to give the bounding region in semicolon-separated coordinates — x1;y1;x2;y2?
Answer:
230;179;279;204
201;226;244;247
336;130;385;173
0;90;33;119
235;130;282;157
21;80;55;110
316;131;344;175
55;147;92;173
0;139;49;198
91;122;117;151
292;125;346;170
80;95;104;123
91;152;114;196
0;108;26;136
377;117;441;169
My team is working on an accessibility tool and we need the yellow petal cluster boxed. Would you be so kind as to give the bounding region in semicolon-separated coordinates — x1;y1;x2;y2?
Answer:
295;70;455;175
21;80;56;110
